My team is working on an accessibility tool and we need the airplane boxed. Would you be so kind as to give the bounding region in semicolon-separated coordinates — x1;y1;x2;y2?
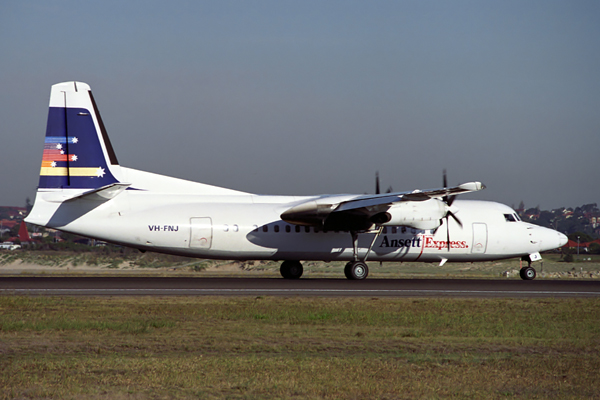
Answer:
25;81;568;280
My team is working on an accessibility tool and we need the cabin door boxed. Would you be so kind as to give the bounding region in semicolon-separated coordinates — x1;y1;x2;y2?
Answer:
471;223;488;254
189;217;212;249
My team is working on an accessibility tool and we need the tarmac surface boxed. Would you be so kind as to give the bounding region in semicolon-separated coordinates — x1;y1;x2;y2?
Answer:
1;276;600;297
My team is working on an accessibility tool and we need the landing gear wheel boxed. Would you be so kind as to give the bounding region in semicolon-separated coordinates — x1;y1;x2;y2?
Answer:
280;260;303;279
344;261;369;280
344;262;353;280
519;266;536;280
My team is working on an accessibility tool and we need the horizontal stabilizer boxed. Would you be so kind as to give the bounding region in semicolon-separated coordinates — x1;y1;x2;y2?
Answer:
64;183;131;202
40;183;131;203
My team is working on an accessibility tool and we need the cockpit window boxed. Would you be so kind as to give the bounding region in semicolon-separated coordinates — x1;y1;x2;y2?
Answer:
514;213;521;221
504;213;517;222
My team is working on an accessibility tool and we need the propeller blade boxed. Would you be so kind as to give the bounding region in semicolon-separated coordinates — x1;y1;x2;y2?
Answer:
376;171;380;195
446;216;451;251
447;211;463;228
440;170;463;251
443;169;448;203
443;169;448;188
447;194;457;207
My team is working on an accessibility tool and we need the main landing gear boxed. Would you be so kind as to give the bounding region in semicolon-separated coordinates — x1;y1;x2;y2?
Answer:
280;260;303;279
280;229;382;280
279;259;369;280
343;229;381;280
344;261;369;280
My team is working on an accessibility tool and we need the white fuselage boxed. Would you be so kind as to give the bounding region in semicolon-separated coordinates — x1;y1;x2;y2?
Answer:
27;189;565;264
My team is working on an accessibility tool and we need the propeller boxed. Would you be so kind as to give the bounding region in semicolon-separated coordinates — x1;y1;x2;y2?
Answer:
375;171;393;195
441;169;463;251
375;171;392;267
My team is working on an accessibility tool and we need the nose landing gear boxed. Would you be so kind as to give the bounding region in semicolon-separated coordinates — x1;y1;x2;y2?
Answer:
519;265;537;280
519;254;540;280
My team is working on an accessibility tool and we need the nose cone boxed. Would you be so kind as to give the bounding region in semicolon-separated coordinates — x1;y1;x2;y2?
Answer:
540;228;568;251
558;232;568;247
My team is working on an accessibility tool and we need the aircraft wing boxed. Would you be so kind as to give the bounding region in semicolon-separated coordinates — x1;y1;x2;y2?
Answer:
281;181;485;231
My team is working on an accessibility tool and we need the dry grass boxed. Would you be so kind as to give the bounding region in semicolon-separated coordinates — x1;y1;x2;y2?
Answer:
1;296;599;399
2;251;600;280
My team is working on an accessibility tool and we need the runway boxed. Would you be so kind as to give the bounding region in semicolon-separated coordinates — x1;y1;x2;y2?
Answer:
1;277;599;297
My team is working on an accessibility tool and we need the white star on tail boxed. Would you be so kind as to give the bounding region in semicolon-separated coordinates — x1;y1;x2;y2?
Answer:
56;144;62;150
71;137;78;143
96;167;105;178
70;155;78;162
51;161;57;167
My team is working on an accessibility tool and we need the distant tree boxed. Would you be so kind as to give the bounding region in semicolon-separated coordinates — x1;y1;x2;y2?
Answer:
562;247;574;262
25;197;33;214
581;203;598;213
8;225;19;238
537;211;554;226
568;232;594;243
589;243;600;255
518;200;525;211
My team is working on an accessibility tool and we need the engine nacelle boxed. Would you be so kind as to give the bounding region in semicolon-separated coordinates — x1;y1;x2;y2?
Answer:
382;199;446;230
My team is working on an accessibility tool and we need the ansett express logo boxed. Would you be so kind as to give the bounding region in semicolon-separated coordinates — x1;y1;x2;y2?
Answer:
379;236;422;248
379;235;468;250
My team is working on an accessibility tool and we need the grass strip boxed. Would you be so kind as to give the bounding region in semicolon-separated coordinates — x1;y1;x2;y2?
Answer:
1;296;599;399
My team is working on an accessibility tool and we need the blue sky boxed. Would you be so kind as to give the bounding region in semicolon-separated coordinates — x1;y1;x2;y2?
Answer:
1;1;599;209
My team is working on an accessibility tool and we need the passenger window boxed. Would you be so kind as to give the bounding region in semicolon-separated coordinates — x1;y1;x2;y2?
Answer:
295;225;301;233
233;225;239;232
305;226;311;233
223;224;229;232
274;225;280;233
263;226;268;233
285;225;291;233
382;227;388;234
392;227;397;234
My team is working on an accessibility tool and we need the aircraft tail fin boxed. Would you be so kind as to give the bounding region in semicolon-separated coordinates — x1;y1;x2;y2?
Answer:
38;81;121;190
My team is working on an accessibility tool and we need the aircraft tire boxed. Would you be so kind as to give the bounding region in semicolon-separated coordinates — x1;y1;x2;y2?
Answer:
344;262;353;279
280;260;303;279
520;266;536;280
346;261;369;280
